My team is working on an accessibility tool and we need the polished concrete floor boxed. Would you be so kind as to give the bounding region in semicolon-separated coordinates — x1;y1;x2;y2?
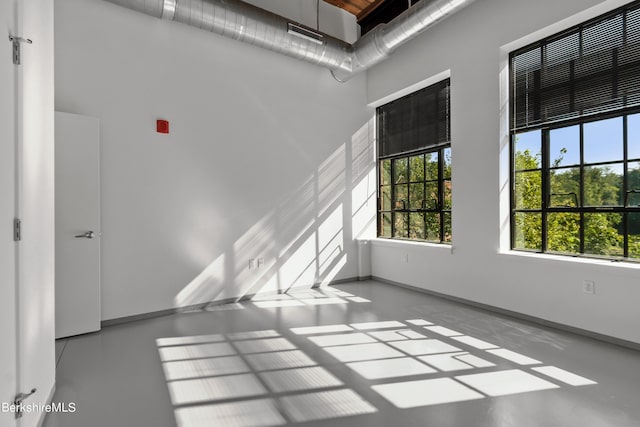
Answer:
45;280;640;427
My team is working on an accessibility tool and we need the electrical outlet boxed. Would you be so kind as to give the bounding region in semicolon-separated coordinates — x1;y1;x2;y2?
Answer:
583;280;596;295
249;259;255;270
403;253;409;263
257;258;265;268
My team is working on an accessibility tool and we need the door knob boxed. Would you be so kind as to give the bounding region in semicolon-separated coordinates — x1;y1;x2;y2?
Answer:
75;231;95;239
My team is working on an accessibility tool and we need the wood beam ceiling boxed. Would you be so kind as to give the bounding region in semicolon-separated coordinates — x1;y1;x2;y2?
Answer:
323;0;389;21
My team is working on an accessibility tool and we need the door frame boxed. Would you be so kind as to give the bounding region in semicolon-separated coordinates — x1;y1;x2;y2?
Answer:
1;1;19;426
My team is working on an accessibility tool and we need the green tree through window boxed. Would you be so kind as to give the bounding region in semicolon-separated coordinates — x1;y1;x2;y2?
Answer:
379;149;451;242
512;116;640;260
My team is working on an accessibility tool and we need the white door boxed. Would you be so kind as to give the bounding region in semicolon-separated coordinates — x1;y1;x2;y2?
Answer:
1;1;19;426
3;0;56;426
19;1;57;426
55;112;101;338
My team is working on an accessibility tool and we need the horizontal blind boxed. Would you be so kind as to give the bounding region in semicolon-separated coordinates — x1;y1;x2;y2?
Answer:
378;79;450;158
511;2;640;131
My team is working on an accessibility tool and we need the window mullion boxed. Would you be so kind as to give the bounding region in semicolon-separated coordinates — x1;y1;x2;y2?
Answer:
624;114;629;258
510;133;515;250
542;129;549;252
405;158;409;238
406;211;410;239
391;159;396;238
377;165;381;237
407;156;411;239
435;149;441;242
423;154;427;241
579;124;585;254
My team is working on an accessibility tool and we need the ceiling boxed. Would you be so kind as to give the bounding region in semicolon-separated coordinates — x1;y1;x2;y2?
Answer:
323;0;388;21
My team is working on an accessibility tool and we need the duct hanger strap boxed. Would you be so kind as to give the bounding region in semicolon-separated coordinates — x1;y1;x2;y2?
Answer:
162;0;177;20
8;35;32;65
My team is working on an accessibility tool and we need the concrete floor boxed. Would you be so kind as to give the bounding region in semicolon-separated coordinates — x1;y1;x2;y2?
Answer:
45;280;640;427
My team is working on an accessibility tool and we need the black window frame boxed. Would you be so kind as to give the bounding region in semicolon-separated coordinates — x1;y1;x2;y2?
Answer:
510;1;640;262
377;79;452;243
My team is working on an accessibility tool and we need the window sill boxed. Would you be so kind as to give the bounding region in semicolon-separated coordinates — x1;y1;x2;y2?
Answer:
369;238;453;251
498;250;640;270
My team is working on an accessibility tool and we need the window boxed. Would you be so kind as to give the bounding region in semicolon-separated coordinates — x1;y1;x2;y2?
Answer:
510;2;640;261
377;79;451;243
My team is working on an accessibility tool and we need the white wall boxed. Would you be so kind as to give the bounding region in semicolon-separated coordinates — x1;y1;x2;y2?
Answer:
367;0;640;344
55;0;372;321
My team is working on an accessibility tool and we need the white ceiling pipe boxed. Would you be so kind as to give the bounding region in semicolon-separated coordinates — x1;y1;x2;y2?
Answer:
332;0;476;81
103;0;477;82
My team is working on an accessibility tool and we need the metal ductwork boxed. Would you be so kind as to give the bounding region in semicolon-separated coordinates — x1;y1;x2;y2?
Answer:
331;0;475;81
104;0;476;82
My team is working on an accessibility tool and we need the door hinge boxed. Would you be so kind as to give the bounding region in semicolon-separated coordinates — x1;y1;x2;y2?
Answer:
14;218;21;241
8;35;32;65
13;388;36;419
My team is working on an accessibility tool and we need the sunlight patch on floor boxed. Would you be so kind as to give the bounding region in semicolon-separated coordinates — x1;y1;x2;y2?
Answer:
532;366;598;386
291;324;353;335
244;350;316;371
157;314;598;426
323;342;405;362
347;357;436;380
168;373;267;405
163;355;250;381
486;348;542;365
387;339;462;356
174;399;285;427
280;389;377;422
455;369;560;396
372;378;484;408
259;367;343;393
308;332;377;347
298;317;597;409
158;329;378;427
249;288;371;309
